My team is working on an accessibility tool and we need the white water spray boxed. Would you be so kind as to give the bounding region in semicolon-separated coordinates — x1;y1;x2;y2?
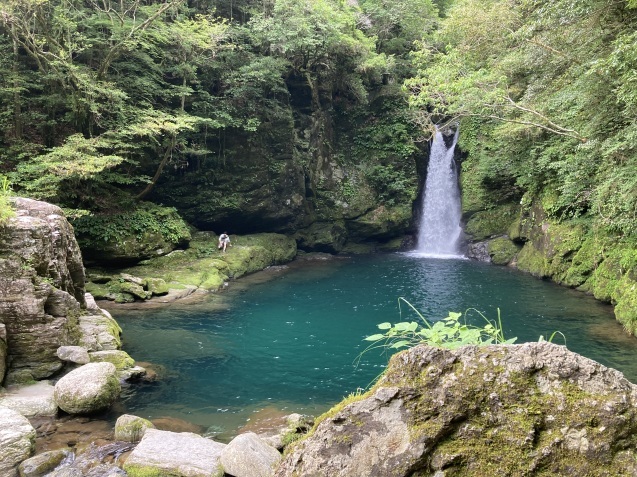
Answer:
416;127;463;257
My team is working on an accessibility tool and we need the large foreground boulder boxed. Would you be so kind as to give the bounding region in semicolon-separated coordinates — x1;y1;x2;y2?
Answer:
276;342;637;476
54;362;121;414
0;406;36;477
123;428;226;477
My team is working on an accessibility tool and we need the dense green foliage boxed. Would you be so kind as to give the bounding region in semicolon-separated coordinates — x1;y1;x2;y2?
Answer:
0;0;435;224
0;176;15;224
407;0;637;240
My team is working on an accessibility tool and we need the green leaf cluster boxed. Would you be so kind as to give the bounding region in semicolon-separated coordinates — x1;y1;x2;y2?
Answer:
362;298;516;353
0;176;15;225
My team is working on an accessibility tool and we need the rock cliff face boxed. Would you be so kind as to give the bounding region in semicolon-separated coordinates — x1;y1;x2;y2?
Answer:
463;198;637;335
151;99;420;253
0;198;86;384
276;342;637;476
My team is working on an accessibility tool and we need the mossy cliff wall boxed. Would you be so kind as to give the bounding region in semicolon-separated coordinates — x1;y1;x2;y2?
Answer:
463;195;637;335
148;92;421;253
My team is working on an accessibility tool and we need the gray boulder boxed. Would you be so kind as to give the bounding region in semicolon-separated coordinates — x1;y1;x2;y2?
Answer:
0;406;36;477
54;362;121;414
18;448;71;477
124;428;226;477
114;414;155;442
276;342;637;477
0;381;57;418
0;198;86;384
77;311;122;352
56;346;90;365
221;432;281;477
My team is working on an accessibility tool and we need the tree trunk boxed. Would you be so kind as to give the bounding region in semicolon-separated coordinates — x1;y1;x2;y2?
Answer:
11;27;22;139
136;136;175;200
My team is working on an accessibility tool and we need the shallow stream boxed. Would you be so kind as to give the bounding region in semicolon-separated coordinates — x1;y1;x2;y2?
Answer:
112;253;637;441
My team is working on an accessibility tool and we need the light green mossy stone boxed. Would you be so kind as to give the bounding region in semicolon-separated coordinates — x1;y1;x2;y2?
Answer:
198;268;227;290
487;237;520;266
144;278;169;296
507;216;522;242
18;448;71;477
587;257;622;303
53;363;121;414
612;273;637;335
516;243;550;278
115;414;155;443
113;281;150;300
84;282;111;300
89;350;135;370
564;235;605;288
465;204;520;241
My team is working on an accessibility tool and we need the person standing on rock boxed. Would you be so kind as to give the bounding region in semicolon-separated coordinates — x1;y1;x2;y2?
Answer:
218;232;231;252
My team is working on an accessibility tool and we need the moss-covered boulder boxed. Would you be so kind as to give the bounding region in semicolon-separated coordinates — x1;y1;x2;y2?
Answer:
295;221;348;253
115;414;155;442
464;203;520;241
487;237;520;265
346;205;412;242
276;343;637;476
18;448;71;477
53;362;121;414
514;202;586;283
89;350;135;370
72;202;192;265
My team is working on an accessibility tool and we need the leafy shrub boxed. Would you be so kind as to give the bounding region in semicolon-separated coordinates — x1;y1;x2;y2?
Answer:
0;176;15;225
71;202;191;248
362;298;517;354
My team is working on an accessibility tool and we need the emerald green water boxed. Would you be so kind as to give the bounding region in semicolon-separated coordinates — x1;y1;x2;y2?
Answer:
113;253;637;440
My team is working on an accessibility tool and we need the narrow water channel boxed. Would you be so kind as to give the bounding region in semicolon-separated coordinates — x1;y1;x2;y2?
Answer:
113;253;636;441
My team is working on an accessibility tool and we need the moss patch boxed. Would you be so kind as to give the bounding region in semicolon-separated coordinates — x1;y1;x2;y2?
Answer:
86;232;297;301
464;204;520;241
487;237;520;265
89;350;135;370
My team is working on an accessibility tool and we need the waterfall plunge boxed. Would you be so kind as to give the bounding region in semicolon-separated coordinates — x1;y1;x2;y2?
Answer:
416;127;463;258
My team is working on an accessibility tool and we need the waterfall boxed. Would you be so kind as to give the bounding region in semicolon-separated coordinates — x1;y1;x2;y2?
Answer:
416;127;463;257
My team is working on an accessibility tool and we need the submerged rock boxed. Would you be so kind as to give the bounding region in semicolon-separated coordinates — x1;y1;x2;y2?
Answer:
0;406;36;477
54;363;121;414
220;432;281;477
123;428;226;477
276;342;637;476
